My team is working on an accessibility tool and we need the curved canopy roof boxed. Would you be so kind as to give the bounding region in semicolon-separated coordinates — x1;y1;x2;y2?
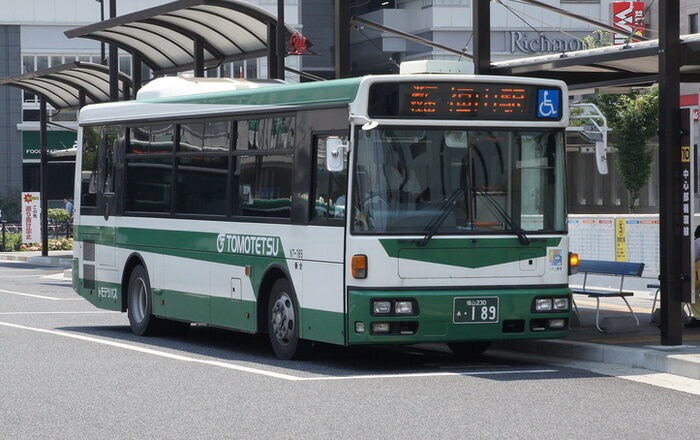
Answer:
65;0;297;74
0;62;132;109
492;34;700;90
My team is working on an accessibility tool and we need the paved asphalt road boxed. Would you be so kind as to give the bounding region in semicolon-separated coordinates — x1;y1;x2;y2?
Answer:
1;261;699;439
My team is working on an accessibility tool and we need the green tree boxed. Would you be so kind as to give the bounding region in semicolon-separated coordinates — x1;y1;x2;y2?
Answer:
591;89;659;212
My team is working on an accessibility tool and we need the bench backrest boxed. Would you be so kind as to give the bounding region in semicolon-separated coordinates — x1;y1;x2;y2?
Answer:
578;260;644;277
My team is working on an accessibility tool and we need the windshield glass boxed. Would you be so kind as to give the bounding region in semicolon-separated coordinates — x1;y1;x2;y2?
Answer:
351;127;566;234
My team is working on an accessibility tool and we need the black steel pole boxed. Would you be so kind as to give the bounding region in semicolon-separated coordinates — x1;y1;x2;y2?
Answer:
335;0;351;78
108;0;118;101
132;54;142;95
659;0;683;345
276;0;285;80
1;221;5;252
267;24;279;79
78;89;86;109
194;39;204;77
99;0;105;64
39;97;48;257
473;0;491;74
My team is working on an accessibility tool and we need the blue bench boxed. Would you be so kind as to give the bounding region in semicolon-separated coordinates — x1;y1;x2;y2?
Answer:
571;260;644;332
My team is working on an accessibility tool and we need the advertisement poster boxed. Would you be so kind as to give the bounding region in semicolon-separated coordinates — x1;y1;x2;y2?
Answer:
21;192;41;244
611;2;646;45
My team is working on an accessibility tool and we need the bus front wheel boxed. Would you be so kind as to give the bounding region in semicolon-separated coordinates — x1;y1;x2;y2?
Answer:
127;265;162;336
447;341;491;358
267;278;310;360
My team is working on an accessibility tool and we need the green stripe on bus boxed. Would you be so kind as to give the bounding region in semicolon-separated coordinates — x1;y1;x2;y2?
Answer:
378;237;562;269
141;77;363;107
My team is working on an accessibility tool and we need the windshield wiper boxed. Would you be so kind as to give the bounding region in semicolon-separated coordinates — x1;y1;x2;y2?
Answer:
415;186;465;247
474;187;530;246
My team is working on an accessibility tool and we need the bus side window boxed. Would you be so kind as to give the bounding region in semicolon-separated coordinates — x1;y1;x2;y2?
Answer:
312;135;348;221
102;127;120;195
80;125;102;211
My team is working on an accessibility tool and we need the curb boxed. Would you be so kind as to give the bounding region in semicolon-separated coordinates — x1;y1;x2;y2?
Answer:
496;339;700;381
0;254;72;268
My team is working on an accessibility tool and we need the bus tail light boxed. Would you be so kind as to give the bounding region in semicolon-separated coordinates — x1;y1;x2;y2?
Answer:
352;254;367;279
568;252;579;275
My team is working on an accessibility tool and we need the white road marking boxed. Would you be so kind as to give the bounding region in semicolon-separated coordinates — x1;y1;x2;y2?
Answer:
40;273;70;280
0;320;559;382
300;369;558;381
0;311;118;315
492;350;700;396
0;274;57;278
0;288;82;301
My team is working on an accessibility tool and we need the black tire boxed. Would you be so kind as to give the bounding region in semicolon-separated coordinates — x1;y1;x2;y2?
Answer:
267;278;311;360
448;341;491;358
126;265;163;336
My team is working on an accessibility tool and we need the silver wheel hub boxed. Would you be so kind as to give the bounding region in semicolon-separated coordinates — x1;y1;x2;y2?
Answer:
131;278;148;324
271;293;295;346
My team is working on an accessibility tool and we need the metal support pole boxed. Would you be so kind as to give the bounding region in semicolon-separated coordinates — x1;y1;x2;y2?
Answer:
335;0;351;78
1;221;5;253
194;39;204;77
267;24;279;79
39;97;48;257
78;90;86;109
276;0;285;80
132;54;142;95
109;0;118;101
99;0;105;64
659;0;683;345
473;0;491;74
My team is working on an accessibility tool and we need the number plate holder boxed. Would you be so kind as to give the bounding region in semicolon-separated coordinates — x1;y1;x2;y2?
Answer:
453;296;499;324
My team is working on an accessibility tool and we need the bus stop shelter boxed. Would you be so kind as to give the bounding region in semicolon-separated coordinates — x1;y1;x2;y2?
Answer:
0;62;132;256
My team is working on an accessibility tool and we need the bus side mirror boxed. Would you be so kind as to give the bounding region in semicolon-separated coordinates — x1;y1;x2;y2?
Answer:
326;138;348;172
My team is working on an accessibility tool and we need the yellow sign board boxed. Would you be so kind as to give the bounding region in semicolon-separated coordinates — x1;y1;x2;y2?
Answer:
615;218;627;262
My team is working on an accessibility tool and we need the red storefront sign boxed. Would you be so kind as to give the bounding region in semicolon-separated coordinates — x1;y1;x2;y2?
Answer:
611;2;646;45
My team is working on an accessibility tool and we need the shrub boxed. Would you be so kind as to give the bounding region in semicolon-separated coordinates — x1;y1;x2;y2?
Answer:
48;208;72;224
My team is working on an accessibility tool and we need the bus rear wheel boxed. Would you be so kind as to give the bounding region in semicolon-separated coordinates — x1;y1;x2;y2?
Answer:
267;278;310;360
127;265;162;336
447;341;491;358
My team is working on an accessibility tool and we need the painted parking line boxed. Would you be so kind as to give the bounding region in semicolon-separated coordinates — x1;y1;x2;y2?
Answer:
0;320;559;382
0;288;82;301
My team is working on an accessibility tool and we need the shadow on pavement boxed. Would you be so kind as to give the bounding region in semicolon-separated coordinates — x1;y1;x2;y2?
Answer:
56;323;600;381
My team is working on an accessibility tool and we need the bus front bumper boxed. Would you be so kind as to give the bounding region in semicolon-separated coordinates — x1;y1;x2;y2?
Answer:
347;287;571;344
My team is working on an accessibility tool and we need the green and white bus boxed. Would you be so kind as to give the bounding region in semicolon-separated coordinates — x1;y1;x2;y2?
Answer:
72;63;575;359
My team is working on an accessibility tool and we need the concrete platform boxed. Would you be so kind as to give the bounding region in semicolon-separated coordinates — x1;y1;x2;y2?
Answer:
0;251;73;268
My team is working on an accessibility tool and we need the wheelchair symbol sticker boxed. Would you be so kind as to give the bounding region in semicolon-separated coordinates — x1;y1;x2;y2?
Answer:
537;89;560;118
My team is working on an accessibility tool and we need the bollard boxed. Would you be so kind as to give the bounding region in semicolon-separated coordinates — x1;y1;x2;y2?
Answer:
1;221;5;253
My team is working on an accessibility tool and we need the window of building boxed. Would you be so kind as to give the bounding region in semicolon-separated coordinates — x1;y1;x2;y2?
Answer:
312;135;348;221
690;14;698;34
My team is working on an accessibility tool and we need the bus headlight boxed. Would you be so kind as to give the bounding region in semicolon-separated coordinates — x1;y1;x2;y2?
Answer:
535;298;553;312
373;300;391;314
553;298;569;311
395;301;413;314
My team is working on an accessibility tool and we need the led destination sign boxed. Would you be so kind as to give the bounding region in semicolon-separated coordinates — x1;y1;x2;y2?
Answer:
368;82;562;121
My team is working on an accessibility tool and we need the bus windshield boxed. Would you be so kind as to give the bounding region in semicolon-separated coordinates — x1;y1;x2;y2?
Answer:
351;127;566;235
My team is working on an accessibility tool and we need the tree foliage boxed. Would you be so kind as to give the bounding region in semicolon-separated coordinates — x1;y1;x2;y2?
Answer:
591;89;659;211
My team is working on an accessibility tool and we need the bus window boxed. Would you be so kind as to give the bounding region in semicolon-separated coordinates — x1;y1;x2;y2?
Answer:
176;155;228;215
312;135;348;221
80;125;102;210
235;155;293;218
125;157;173;213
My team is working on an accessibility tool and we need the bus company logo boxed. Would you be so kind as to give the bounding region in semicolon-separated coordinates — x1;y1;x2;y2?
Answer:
98;287;118;299
216;233;281;257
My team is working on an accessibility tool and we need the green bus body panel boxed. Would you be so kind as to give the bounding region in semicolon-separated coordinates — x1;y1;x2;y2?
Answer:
300;308;345;345
347;287;570;344
141;77;363;108
379;237;562;268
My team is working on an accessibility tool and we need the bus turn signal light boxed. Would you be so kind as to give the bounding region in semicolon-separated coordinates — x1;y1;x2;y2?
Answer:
352;254;368;279
569;252;579;275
